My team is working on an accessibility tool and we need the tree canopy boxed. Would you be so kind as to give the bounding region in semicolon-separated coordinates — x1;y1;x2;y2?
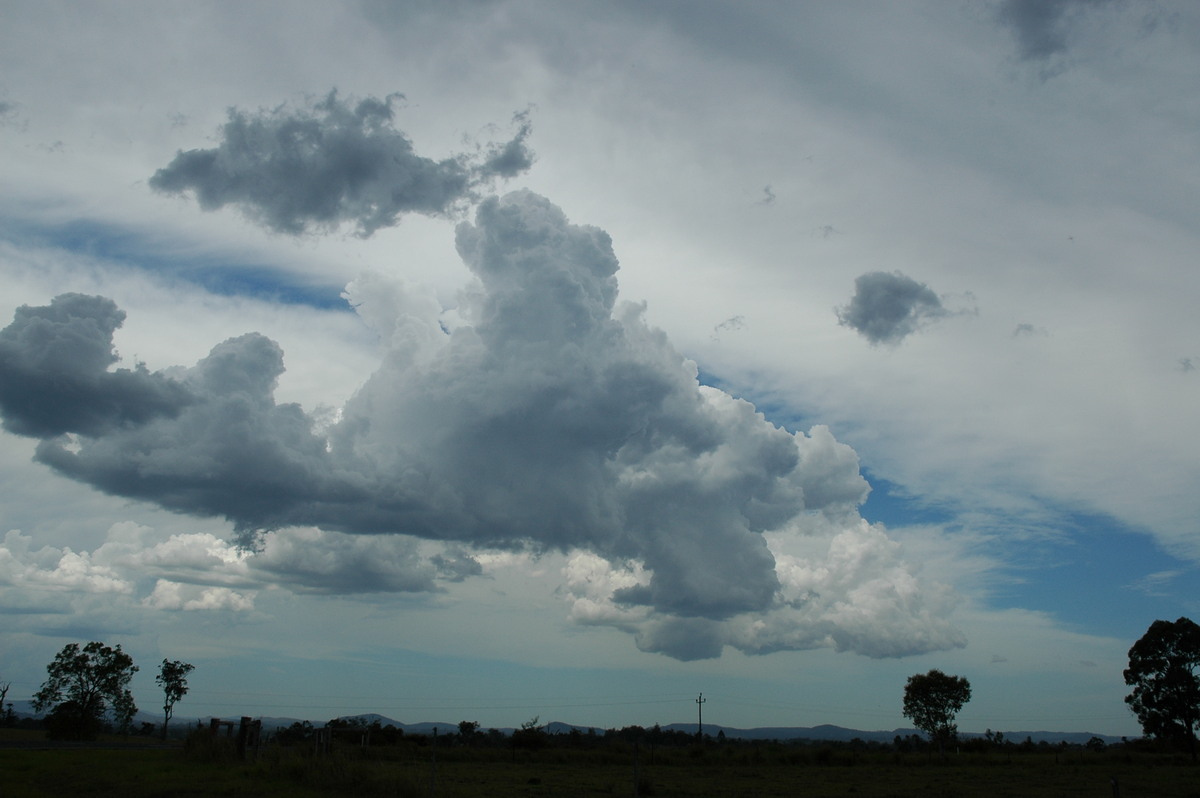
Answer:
32;641;138;740
902;669;971;755
1124;616;1199;760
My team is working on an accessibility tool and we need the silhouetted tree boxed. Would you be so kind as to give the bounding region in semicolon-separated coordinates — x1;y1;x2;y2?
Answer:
902;669;971;757
513;716;546;750
156;659;195;740
276;720;314;745
1124;617;1200;761
458;719;480;744
33;641;138;739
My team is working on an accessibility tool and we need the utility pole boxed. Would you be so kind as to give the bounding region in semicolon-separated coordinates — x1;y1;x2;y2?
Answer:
695;693;706;738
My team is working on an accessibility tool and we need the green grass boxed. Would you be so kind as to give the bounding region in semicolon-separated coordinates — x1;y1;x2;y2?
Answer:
1;730;1197;798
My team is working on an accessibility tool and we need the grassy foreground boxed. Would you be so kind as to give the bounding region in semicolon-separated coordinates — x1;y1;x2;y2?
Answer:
1;730;1197;798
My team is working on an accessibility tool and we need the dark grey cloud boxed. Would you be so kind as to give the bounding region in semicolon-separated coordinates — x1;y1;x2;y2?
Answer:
28;328;348;534
0;192;963;659
997;0;1113;61
836;270;948;345
249;528;467;595
150;91;534;236
634;617;726;661
480;111;535;177
0;293;191;437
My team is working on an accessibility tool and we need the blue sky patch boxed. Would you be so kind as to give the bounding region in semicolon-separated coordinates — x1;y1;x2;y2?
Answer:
2;216;350;311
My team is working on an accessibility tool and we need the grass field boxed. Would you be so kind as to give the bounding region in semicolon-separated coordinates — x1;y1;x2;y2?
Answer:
1;729;1196;797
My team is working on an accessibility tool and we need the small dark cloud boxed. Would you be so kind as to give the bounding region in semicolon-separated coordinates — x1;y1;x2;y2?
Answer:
711;315;746;341
431;546;484;583
1178;358;1195;373
479;110;535;177
0;100;27;133
758;185;776;205
1013;323;1049;338
991;654;1008;663
836;270;949;345
997;0;1114;63
150;91;534;236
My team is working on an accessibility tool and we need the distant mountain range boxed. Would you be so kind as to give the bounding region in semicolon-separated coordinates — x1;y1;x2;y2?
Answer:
9;702;1126;745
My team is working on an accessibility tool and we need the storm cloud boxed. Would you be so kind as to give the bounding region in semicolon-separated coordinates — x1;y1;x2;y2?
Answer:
0;191;962;658
836;270;949;346
150;92;534;236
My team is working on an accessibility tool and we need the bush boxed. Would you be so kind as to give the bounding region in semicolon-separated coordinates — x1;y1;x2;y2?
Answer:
45;700;105;741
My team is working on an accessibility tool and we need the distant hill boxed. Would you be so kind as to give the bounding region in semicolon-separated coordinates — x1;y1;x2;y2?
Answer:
658;723;1125;746
8;702;1126;745
331;715;1125;746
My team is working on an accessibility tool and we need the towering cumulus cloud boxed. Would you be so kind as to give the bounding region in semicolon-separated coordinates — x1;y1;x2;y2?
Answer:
2;182;962;659
150;92;533;236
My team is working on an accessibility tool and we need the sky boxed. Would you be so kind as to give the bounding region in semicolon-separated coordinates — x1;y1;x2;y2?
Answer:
1;0;1198;739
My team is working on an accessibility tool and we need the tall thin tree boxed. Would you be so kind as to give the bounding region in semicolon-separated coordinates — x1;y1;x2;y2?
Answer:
156;659;195;740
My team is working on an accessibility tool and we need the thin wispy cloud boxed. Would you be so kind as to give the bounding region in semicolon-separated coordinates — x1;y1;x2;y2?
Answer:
1013;322;1049;338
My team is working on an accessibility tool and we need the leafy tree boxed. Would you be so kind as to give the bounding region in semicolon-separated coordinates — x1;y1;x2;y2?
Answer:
156;659;195;740
458;719;480;744
33;641;138;739
1124;616;1200;761
902;669;971;756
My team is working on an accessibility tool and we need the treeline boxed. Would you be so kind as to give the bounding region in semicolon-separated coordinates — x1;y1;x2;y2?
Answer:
264;716;1142;758
272;718;710;750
